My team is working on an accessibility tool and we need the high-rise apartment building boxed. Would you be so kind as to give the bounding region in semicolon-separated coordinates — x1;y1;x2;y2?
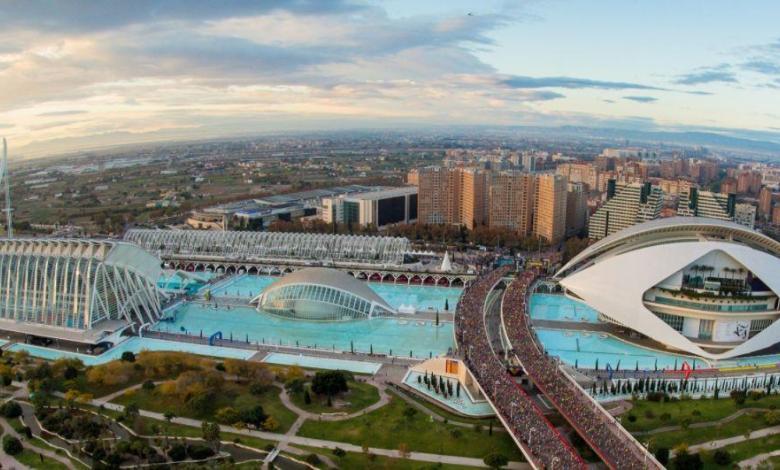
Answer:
677;188;735;221
555;162;600;191
416;166;489;229
460;168;490;229
488;171;536;235
588;181;663;241
533;174;568;244
759;186;774;219
565;182;588;237
733;203;757;229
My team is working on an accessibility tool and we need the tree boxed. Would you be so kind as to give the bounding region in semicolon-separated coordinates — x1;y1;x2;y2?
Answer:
239;405;267;428
304;389;312;405
311;370;350;398
0;401;22;419
2;436;22;456
398;443;410;459
712;450;731;466
483;453;509;469
120;351;135;362
673;449;703;470
654;447;670;465
201;421;221;452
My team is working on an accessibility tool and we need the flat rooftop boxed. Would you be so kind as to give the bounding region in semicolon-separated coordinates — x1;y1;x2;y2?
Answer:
0;319;130;345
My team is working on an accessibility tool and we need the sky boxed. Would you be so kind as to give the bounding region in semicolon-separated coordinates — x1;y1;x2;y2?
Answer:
1;0;780;158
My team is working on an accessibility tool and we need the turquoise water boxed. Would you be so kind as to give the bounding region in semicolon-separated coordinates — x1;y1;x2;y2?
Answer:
535;328;704;370
404;371;494;416
153;302;453;358
263;353;381;374
370;283;462;312
529;294;601;323
205;274;463;312
208;275;278;298
721;354;780;368
7;337;255;365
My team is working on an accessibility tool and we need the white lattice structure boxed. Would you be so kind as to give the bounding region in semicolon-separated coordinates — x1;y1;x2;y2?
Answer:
125;229;411;266
0;238;164;343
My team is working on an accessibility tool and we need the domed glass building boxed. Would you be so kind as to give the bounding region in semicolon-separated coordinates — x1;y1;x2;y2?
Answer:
254;268;396;321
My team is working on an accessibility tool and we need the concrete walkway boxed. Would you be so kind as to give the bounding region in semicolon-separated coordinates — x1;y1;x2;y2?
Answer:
0;417;76;470
684;425;780;454
277;380;391;422
634;407;773;436
738;449;780;468
86;397;529;469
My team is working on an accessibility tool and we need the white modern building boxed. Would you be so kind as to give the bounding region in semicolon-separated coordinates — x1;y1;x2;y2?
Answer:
322;186;418;228
0;238;164;345
253;268;396;321
556;218;780;361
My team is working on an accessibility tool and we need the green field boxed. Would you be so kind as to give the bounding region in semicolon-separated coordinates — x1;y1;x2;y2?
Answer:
297;394;524;461
289;380;380;414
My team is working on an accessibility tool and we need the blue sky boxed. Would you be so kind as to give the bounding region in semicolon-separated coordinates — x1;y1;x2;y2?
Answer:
0;0;779;157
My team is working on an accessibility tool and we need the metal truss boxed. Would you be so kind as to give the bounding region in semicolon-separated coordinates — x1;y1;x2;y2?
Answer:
0;238;163;331
125;229;411;265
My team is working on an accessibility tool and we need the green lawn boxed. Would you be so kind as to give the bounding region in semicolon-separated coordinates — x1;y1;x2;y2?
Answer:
297;394;524;461
625;394;780;433
697;433;780;469
292;444;482;469
289;380;380;414
12;448;70;470
112;381;298;433
646;411;769;450
391;388;497;426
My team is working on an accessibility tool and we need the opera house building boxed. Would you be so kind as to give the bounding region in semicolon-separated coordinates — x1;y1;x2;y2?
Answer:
556;218;780;361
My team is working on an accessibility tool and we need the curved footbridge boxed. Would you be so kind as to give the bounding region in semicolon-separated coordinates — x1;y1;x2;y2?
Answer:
455;267;663;469
455;266;585;469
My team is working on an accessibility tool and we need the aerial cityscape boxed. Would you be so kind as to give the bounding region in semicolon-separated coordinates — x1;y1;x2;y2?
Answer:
0;1;779;469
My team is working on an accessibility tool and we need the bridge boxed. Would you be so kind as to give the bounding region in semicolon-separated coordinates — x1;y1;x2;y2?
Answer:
455;266;585;469
501;271;663;469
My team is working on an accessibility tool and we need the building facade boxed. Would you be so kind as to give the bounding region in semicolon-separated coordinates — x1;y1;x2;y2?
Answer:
322;187;418;228
588;182;663;241
534;174;568;244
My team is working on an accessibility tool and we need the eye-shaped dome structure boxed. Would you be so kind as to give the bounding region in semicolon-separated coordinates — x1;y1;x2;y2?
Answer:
253;267;396;321
556;217;780;360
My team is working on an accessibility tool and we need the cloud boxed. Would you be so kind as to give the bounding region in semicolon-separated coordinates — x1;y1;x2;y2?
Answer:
742;60;780;75
0;0;362;32
623;96;657;103
500;75;663;90
37;110;88;116
674;68;737;85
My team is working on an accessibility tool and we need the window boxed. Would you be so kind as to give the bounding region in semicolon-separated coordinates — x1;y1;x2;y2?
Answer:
655;312;684;332
750;319;773;338
698;319;713;340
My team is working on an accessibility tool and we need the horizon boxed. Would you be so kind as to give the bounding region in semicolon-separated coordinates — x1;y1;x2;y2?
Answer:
1;0;780;159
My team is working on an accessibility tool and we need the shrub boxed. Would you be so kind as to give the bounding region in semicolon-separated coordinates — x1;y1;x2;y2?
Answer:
167;443;187;461
765;410;780;426
483;452;509;469
0;401;22;419
187;443;215;460
305;453;321;465
142;380;155;391
748;390;763;401
659;412;672;422
673;449;703;470
332;447;346;458
627;414;637;423
215;362;225;372
654;447;670;465
249;381;269;395
730;390;746;405
120;351;135;362
646;392;668;402
644;409;655;419
712;449;731;465
2;436;22;456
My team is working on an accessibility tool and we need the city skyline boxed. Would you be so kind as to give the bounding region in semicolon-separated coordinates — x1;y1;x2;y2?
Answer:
1;0;779;158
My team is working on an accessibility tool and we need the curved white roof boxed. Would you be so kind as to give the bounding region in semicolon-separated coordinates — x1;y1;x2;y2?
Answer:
262;267;394;311
560;240;780;360
556;217;780;278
